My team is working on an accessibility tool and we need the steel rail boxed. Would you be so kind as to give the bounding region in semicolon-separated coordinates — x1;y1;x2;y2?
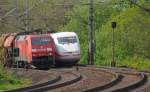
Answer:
79;66;147;92
83;65;150;75
111;73;147;92
7;72;82;92
25;72;82;92
81;74;123;92
76;66;123;92
83;65;139;74
82;73;147;92
6;74;61;92
7;66;147;92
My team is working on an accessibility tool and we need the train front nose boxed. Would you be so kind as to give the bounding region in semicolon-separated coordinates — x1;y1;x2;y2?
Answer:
32;47;52;56
31;47;53;68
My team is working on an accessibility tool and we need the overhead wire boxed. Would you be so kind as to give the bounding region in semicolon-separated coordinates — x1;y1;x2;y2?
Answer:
129;0;150;12
0;0;49;32
0;0;48;22
0;8;16;21
18;0;48;18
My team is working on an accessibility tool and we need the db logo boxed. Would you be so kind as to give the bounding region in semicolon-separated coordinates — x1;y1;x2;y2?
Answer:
40;46;43;48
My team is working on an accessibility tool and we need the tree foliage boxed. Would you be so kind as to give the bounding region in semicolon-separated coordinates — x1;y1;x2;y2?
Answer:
60;0;150;69
0;0;79;32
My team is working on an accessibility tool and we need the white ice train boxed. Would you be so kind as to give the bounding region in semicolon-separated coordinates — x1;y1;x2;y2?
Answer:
51;32;80;65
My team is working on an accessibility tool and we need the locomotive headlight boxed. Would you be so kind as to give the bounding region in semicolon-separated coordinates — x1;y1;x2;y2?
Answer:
32;48;37;52
32;54;36;56
49;53;52;56
47;48;52;51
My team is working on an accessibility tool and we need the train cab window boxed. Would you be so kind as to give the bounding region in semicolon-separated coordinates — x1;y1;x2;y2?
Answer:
57;36;77;44
16;35;26;41
32;37;51;45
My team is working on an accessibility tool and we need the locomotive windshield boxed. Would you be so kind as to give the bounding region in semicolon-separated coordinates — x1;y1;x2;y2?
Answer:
32;37;51;45
57;36;77;44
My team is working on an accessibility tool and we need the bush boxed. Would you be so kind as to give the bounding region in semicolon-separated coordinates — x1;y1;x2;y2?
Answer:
0;48;6;67
60;0;150;70
60;0;131;64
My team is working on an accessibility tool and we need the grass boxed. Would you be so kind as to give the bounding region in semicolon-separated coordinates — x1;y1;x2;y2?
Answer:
0;79;31;92
92;54;150;71
117;56;150;71
0;67;31;92
0;45;31;91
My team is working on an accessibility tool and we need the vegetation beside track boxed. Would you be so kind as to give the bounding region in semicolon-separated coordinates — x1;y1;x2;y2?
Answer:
0;0;150;70
60;0;150;70
0;67;31;92
0;0;78;91
0;0;149;91
0;48;31;91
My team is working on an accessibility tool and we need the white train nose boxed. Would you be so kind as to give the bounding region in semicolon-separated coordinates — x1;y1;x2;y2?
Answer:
51;32;80;66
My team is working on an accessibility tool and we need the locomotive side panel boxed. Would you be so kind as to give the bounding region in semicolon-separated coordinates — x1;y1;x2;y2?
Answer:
15;35;29;62
15;35;55;68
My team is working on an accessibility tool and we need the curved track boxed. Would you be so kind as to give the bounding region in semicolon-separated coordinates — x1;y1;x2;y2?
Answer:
7;71;82;92
47;67;115;92
81;74;123;92
82;66;148;92
7;74;61;92
101;73;147;92
6;66;148;92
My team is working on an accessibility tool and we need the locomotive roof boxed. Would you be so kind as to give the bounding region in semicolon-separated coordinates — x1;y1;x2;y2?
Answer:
17;34;50;37
51;32;77;37
28;34;50;37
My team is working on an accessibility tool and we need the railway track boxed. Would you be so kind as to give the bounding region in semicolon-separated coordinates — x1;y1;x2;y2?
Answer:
101;73;147;92
81;66;148;92
6;66;149;92
7;74;61;92
47;67;115;92
73;67;147;92
7;71;82;92
53;67;148;92
110;73;147;92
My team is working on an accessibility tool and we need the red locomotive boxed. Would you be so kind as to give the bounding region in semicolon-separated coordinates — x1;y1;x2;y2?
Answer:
0;32;55;69
14;34;55;68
